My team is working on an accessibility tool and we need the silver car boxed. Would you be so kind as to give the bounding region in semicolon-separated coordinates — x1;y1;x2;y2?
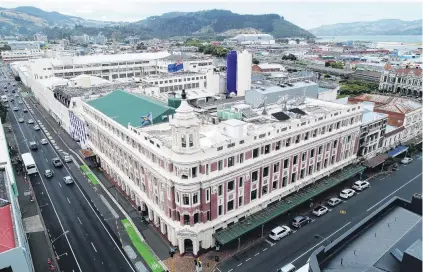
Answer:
33;125;40;131
44;169;54;178
63;176;74;185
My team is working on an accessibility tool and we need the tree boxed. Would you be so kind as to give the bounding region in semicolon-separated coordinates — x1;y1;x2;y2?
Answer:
325;61;331;67
252;58;259;65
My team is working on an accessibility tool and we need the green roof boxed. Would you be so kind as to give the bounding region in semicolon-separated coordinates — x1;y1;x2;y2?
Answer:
88;90;176;127
213;164;366;245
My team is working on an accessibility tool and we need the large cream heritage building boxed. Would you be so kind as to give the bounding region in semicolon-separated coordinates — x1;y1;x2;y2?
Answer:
81;91;363;255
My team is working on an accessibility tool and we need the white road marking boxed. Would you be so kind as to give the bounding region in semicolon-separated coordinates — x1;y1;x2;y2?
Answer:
58;182;62;188
246;258;251;262
45;159;48;162
227;269;232;272
215;268;222;272
265;239;275;246
91;242;97;253
289;222;351;264
263;248;267;252
254;253;260;256
367;173;422;212
77;217;82;225
67;197;71;204
237;263;242;267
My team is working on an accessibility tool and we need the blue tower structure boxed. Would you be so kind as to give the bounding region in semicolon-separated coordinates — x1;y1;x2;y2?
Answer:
226;50;237;95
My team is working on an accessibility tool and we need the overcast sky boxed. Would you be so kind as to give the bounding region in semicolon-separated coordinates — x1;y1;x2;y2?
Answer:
1;0;422;29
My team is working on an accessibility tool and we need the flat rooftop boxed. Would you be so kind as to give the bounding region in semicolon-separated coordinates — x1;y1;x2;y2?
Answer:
141;71;205;80
322;206;421;272
54;82;140;98
50;51;170;66
87;90;175;128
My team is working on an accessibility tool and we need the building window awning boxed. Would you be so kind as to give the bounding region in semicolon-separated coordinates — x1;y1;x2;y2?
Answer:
212;164;366;245
79;149;95;158
363;154;389;168
388;145;408;158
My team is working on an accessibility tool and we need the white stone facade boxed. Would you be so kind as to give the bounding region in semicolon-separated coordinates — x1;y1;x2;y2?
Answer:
82;97;363;255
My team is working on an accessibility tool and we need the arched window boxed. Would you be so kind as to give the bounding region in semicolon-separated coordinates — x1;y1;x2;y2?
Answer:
189;134;194;147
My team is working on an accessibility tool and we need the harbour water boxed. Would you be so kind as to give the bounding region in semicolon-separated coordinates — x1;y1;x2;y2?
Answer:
317;35;422;44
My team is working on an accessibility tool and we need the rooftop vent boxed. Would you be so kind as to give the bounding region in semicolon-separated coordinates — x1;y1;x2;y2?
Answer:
271;111;290;121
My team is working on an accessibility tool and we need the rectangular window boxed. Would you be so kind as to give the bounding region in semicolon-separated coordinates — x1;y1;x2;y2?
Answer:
227;200;234;211
348;135;352;143
264;144;270;154
283;159;289;168
310;149;315;158
300;169;305;179
251;189;257;201
239;177;243;187
318;146;323;154
291;172;297;183
218;160;223;170
228;156;234;167
218;185;223;196
324;158;328;168
336;121;341;129
304;132;309;140
218;205;223;216
253;148;259;158
239;153;244;163
308;166;313;175
263;167;269;177
313;129;318;137
333;140;338;148
331;155;336;164
192;167;197;178
193;193;198;204
272;180;277;189
207;211;211;221
228;180;234;191
326;143;330;150
252;171;258;182
175;192;180;204
295;135;300;144
183;194;189;205
262;185;268;195
238;196;243;207
273;162;280;173
286;138;291;147
293;155;298;165
206;189;210;202
275;141;281;150
282;176;288;187
316;162;321;171
302;152;306;161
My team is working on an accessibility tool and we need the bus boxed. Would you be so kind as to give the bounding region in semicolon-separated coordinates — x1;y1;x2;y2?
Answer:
21;152;38;175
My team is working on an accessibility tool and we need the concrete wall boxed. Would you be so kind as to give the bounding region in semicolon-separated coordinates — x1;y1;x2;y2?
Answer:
0;247;32;272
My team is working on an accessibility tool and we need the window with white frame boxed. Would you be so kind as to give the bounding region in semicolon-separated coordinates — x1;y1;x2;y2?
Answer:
205;188;210;203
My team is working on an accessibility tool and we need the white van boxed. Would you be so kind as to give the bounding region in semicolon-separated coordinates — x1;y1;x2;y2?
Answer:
277;263;296;272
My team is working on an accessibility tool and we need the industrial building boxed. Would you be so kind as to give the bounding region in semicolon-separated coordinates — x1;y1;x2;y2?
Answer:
1;49;45;62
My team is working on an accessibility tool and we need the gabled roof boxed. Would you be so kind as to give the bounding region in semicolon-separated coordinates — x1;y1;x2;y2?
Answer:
87;90;176;128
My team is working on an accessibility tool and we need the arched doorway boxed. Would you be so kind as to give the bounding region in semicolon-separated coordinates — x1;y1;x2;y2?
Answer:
408;89;412;96
396;87;401;93
184;239;193;254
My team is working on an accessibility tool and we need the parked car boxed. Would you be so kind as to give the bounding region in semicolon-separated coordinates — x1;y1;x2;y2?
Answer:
33;125;40;131
312;205;329;217
339;189;355;199
23;108;27;113
40;138;48;145
401;157;413;165
327;197;342;207
352;180;370;191
52;157;63;167
291;215;312;228
63;176;74;185
269;225;292;241
12;107;18;111
27;119;34;124
63;155;72;163
44;169;54;178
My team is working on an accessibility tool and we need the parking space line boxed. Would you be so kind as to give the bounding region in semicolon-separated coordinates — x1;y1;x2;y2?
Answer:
67;197;71;204
263;248;267;252
237;263;242;267
246;258;251;262
265;239;275;246
254;253;260;256
91;242;97;253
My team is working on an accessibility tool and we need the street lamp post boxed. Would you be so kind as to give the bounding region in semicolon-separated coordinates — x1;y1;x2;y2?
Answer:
51;230;69;244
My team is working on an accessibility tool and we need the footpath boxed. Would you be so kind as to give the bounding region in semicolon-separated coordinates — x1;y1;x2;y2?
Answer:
3;122;59;272
23;94;167;272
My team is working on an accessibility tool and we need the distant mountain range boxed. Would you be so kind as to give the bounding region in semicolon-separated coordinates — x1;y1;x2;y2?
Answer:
0;6;314;39
310;19;423;36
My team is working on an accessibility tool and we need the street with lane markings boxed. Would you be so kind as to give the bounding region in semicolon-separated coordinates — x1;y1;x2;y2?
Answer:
1;73;137;272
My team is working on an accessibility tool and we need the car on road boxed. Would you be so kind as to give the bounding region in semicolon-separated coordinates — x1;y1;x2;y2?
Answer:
44;169;54;178
339;189;355;199
269;225;292;241
33;125;40;131
63;155;72;163
18;118;24;123
401;157;413;165
352;180;370;191
23;108;27;113
312;205;329;217
291;215;312;228
12;107;18;111
40;138;48;145
327;197;342;207
29;141;38;150
52;157;63;167
63;176;74;185
27;119;34;124
277;263;296;272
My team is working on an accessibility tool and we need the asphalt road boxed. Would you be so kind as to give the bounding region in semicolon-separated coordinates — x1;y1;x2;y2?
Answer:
216;156;422;272
1;75;136;272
